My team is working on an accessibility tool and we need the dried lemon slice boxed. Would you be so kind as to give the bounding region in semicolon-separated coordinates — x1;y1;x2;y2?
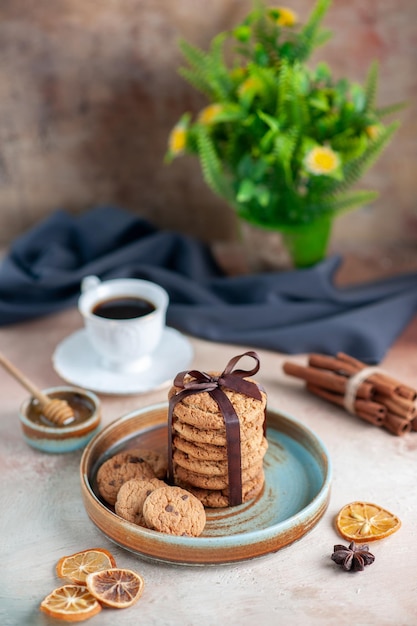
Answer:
86;568;145;609
336;501;401;542
40;584;102;622
56;548;117;585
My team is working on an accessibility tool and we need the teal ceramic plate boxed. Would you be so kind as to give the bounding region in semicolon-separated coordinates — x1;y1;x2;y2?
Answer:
80;403;331;565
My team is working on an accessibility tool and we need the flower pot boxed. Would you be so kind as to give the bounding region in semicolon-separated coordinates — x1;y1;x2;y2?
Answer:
281;215;332;268
239;215;332;272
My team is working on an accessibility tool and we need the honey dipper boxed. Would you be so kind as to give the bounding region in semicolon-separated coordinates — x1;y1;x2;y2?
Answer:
0;352;75;426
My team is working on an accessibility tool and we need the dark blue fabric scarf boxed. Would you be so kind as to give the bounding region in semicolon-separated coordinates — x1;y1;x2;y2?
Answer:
1;205;416;363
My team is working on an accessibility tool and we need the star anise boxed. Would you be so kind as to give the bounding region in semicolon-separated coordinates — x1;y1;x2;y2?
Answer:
331;541;375;572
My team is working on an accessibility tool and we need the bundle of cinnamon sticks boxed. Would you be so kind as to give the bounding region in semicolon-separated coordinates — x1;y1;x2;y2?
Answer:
283;352;417;436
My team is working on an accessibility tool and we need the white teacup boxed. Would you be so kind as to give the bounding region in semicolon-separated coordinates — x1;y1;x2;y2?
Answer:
78;275;169;372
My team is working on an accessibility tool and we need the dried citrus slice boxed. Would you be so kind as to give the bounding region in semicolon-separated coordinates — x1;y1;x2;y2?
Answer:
40;584;102;622
336;501;401;542
56;548;117;584
86;568;145;608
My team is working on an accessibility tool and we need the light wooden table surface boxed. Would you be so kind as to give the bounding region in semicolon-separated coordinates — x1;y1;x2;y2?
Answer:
1;305;417;626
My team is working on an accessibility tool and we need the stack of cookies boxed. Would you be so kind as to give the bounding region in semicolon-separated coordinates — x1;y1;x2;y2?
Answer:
169;376;268;508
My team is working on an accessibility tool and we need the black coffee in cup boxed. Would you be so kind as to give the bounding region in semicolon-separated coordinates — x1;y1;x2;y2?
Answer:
92;296;156;320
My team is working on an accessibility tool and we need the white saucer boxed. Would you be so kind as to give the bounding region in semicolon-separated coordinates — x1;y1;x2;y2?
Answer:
52;327;193;395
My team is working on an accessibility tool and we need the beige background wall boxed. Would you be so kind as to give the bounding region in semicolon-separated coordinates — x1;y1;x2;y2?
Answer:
0;0;416;251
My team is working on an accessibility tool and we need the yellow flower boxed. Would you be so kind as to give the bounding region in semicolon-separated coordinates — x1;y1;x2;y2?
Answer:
275;7;298;27
365;125;380;140
168;125;187;155
238;76;263;97
198;104;225;125
230;67;247;82
304;145;340;175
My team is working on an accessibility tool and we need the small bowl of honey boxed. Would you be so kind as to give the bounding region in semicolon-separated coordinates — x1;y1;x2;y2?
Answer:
19;386;101;453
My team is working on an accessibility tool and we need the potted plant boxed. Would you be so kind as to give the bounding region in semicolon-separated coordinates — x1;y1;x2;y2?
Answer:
166;0;402;268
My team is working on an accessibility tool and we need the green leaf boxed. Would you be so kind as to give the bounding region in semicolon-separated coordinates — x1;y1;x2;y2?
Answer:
178;67;214;100
233;25;251;43
257;110;280;131
254;43;269;67
259;128;278;152
236;154;268;181
313;29;333;48
364;60;378;112
314;62;332;83
178;34;233;102
296;0;332;61
334;79;349;102
179;38;209;70
237;178;256;202
351;84;366;113
195;126;234;202
309;93;330;112
274;132;298;183
375;101;408;118
331;133;368;160
319;190;379;216
256;186;271;207
324;121;400;195
206;104;246;124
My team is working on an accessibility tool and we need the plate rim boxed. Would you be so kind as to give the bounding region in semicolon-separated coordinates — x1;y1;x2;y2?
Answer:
80;402;332;564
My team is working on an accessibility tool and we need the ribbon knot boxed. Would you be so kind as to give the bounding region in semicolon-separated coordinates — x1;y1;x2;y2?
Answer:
168;351;264;507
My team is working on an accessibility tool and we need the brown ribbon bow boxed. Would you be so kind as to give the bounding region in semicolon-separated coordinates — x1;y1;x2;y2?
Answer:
168;351;263;506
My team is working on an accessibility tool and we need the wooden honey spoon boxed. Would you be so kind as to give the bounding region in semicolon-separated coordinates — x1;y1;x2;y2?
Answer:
0;352;75;426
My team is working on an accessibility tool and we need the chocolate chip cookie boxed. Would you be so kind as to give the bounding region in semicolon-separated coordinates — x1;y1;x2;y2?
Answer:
173;436;268;476
173;459;264;490
177;470;265;508
142;486;206;537
96;449;156;505
172;431;265;461
115;477;165;526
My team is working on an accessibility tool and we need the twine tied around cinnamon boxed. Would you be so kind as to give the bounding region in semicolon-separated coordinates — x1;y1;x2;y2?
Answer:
168;351;263;506
343;367;382;414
